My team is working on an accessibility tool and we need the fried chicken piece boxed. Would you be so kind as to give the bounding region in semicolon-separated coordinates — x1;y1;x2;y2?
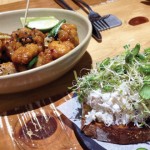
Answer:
1;28;45;61
0;39;20;62
3;39;22;58
11;27;45;46
11;43;42;64
58;23;79;46
0;28;45;67
36;49;53;67
0;62;16;76
48;40;75;59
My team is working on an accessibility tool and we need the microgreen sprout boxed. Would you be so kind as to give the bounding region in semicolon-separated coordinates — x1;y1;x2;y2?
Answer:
71;44;150;127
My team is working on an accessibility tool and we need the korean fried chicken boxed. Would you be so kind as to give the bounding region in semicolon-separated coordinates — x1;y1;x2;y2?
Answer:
58;23;79;46
12;43;42;64
48;23;79;59
0;22;79;76
48;41;75;59
0;62;16;76
11;27;45;46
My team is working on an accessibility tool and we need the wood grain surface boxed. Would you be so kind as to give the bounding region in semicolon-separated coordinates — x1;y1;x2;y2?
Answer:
0;0;149;112
0;0;150;149
0;0;106;12
0;0;22;5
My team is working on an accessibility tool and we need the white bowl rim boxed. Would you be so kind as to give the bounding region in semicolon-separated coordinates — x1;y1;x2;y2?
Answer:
0;8;92;79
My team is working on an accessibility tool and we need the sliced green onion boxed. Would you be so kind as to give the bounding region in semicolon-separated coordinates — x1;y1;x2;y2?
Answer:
48;19;66;37
28;56;38;69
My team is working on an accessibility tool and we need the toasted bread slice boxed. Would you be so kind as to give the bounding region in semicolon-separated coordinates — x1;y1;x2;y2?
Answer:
81;103;150;144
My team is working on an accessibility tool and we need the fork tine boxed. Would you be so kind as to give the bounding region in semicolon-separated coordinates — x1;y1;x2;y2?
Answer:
101;15;111;29
93;20;109;31
95;14;110;31
93;21;104;31
97;20;110;29
102;19;110;29
93;17;110;31
94;20;110;31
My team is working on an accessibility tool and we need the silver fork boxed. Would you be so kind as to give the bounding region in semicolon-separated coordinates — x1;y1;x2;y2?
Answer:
72;0;110;31
55;0;102;42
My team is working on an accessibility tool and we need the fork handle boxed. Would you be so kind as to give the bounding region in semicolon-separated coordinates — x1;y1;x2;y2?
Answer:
72;0;93;12
54;0;102;42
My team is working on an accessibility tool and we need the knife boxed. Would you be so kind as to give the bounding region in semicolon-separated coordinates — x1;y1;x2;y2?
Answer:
73;123;106;150
54;0;102;42
51;99;106;150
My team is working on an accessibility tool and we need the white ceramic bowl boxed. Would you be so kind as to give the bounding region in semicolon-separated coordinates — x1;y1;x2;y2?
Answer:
0;8;92;94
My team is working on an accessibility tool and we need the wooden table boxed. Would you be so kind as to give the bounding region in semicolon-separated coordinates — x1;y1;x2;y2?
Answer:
0;0;150;150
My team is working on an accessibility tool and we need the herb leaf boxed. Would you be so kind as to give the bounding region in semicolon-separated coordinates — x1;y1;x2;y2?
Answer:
28;56;38;69
140;84;150;100
48;19;66;37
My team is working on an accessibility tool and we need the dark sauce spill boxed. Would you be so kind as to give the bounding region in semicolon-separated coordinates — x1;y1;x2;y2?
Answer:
19;115;57;140
141;1;150;5
129;16;149;26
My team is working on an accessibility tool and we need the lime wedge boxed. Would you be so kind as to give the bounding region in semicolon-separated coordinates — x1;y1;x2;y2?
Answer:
20;16;59;31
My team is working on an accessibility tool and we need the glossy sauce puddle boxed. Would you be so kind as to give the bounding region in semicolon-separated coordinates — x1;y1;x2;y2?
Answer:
18;115;57;140
128;16;149;26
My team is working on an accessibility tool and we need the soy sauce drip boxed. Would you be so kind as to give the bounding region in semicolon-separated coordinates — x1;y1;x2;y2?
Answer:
128;16;149;26
19;115;57;140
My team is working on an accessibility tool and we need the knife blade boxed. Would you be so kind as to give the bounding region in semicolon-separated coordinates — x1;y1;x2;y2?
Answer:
73;123;106;150
54;0;102;42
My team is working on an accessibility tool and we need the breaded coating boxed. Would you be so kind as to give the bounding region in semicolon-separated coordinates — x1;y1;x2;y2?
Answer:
11;28;45;46
48;40;75;59
12;43;42;64
36;49;53;67
58;23;79;46
0;23;79;76
1;28;45;60
3;39;22;58
0;62;16;76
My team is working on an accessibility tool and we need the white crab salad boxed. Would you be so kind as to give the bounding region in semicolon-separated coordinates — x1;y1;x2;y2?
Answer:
72;44;150;127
